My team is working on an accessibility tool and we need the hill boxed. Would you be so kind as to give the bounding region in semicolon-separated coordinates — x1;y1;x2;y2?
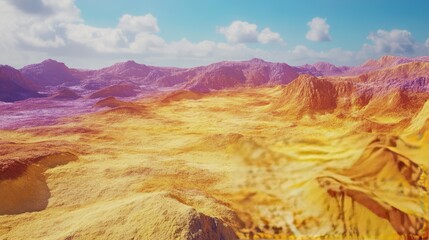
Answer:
0;65;42;102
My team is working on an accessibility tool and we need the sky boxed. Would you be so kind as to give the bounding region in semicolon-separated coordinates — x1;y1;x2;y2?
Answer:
1;0;429;69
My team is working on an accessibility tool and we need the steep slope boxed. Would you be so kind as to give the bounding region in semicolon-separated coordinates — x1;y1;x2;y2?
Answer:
274;75;337;115
363;88;411;116
332;62;429;116
187;65;246;91
288;61;429;117
405;100;429;135
347;55;429;76
328;61;429;93
20;59;80;87
185;58;299;91
295;56;429;77
77;60;177;90
317;135;428;238
0;65;41;102
0;141;78;215
364;61;429;81
239;58;299;85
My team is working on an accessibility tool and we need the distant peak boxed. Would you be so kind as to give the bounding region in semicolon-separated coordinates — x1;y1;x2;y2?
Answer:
0;64;16;70
248;58;266;63
117;60;140;66
37;59;68;69
361;55;407;68
42;59;62;64
375;55;404;64
313;62;335;67
125;60;137;64
109;60;146;70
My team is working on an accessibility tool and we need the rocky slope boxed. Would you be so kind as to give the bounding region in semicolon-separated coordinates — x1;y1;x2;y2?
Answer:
0;65;42;102
20;59;79;88
1;55;427;104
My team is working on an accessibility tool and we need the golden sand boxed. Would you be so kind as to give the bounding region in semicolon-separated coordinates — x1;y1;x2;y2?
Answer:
0;86;427;239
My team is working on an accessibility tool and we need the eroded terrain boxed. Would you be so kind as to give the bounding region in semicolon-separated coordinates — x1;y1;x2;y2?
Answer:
0;86;427;239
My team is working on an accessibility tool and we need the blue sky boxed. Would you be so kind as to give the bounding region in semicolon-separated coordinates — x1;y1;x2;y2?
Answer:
1;0;429;68
76;0;429;51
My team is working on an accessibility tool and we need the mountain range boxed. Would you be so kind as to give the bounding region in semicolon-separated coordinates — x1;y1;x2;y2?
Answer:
0;56;428;118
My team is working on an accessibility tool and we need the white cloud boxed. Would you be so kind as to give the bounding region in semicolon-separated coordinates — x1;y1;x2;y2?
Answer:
0;0;264;68
289;29;429;66
64;18;260;60
218;21;283;44
5;0;53;15
1;0;427;69
66;24;129;52
306;17;332;42
363;29;416;55
284;29;429;65
218;21;258;43
258;28;283;44
130;33;166;53
0;2;259;68
164;39;261;59
118;14;160;33
66;14;162;53
0;0;80;50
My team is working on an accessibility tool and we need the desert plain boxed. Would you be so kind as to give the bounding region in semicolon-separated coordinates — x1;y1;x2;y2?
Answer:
0;56;428;239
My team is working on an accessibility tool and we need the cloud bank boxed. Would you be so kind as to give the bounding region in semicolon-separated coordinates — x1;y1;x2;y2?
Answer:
218;21;283;44
0;0;263;68
0;1;427;69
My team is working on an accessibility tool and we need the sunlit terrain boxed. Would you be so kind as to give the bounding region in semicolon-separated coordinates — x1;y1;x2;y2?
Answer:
0;80;428;239
1;0;429;238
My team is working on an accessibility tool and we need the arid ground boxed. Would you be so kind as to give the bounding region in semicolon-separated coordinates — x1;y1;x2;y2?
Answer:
0;56;428;239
